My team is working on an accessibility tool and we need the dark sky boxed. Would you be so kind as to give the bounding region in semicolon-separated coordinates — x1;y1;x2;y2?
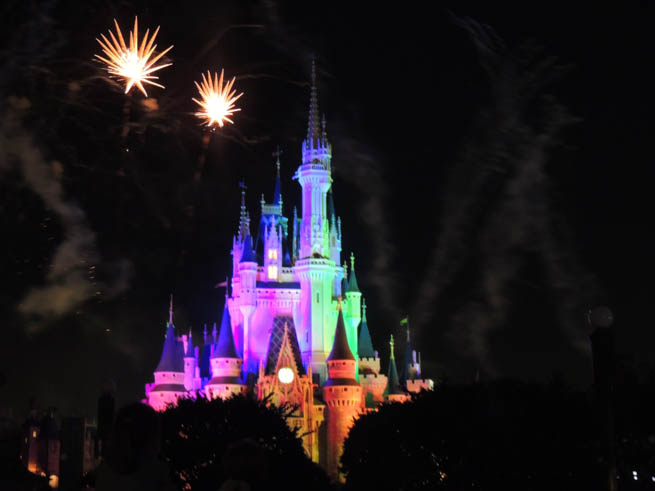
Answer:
1;1;653;417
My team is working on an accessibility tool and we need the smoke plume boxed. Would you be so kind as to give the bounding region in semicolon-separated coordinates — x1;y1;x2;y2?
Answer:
0;98;132;333
411;17;597;374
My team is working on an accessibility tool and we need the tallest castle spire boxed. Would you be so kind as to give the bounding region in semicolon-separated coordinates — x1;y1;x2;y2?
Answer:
307;59;321;145
301;59;331;168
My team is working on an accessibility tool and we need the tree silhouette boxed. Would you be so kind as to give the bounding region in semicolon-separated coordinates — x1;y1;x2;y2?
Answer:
342;382;603;490
160;394;331;491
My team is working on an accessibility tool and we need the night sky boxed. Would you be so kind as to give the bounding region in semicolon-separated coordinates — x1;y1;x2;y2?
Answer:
1;1;653;417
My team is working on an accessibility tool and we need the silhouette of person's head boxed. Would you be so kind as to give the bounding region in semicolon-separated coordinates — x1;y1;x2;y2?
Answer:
108;402;161;475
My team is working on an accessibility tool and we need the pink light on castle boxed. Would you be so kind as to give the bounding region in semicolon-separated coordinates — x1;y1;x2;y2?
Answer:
144;62;433;479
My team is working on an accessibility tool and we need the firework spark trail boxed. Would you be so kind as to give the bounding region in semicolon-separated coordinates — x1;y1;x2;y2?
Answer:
194;131;212;182
411;16;596;374
191;70;242;182
95;17;173;97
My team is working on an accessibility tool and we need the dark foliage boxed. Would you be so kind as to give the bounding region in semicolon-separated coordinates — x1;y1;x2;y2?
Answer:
160;394;331;491
343;374;655;490
342;381;604;491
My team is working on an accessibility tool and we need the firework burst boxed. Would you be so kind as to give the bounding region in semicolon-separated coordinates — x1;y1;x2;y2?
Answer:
95;17;173;97
193;70;243;128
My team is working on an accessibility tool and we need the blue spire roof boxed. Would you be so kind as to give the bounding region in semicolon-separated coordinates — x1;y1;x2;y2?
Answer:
155;322;185;373
282;238;292;267
240;234;256;263
385;335;404;395
358;300;375;358
327;306;355;361
346;252;360;293
213;300;238;359
185;329;194;357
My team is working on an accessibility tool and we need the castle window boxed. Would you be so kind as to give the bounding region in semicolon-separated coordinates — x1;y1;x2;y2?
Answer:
268;249;277;260
267;265;278;280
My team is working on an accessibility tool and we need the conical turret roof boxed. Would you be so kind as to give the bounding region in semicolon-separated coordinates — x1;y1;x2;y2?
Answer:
327;306;355;361
346;252;360;293
155;322;184;373
185;329;195;357
240;234;256;263
358;299;375;358
213;300;238;359
385;335;404;395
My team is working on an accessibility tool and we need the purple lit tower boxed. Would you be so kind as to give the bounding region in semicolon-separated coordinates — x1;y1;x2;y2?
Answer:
145;61;433;479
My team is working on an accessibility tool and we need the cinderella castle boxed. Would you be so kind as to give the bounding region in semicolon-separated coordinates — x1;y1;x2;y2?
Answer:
144;63;433;478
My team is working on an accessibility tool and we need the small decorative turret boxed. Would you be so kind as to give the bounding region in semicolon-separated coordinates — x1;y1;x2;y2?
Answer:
344;253;361;358
264;224;281;281
358;300;375;360
232;182;250;281
183;328;197;391
206;299;245;399
399;317;435;393
400;317;419;384
346;252;360;294
273;146;282;206
146;296;187;411
357;299;387;405
328;190;341;266
292;206;299;264
337;261;346;299
256;151;288;260
385;335;409;403
323;304;361;481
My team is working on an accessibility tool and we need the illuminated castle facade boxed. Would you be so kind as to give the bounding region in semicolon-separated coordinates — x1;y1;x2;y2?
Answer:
145;64;433;478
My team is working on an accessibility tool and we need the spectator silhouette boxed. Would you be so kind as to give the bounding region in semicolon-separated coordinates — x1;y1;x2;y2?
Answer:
95;403;175;491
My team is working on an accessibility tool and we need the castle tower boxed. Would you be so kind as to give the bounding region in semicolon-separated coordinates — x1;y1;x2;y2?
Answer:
358;299;387;404
206;299;246;399
400;318;435;393
257;154;289;265
385;335;410;403
344;252;361;359
146;296;187;411
294;60;336;381
323;305;361;480
231;184;250;287
264;223;282;281
239;234;257;373
183;328;196;392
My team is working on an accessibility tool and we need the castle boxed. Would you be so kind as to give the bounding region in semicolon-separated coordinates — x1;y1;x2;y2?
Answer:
145;63;433;478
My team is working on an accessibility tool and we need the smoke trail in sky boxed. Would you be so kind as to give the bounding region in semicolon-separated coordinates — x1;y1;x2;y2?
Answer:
411;17;597;374
0;99;132;333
